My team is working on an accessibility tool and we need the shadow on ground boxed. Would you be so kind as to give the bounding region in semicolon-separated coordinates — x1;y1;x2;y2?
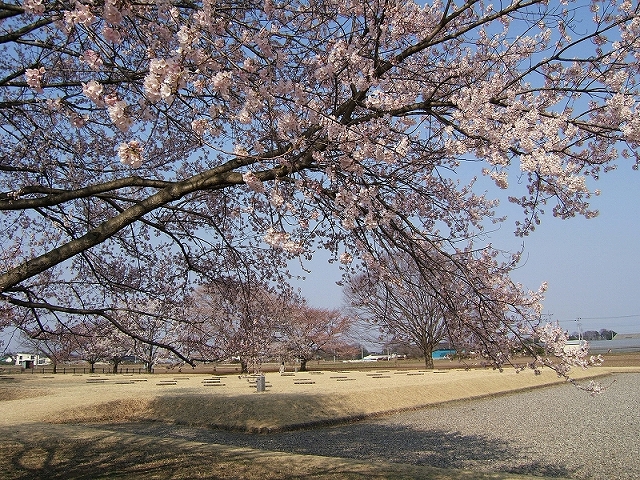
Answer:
109;420;574;479
0;422;571;480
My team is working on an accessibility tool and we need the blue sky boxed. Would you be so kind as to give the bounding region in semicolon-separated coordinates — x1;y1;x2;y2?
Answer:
294;164;640;337
506;166;640;335
292;4;640;338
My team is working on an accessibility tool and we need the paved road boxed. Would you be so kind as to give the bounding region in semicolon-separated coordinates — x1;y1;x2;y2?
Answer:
118;373;640;479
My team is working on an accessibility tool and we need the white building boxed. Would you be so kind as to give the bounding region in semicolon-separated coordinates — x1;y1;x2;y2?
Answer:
14;353;50;369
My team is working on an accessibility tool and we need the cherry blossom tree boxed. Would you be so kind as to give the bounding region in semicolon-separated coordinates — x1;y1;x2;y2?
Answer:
102;328;135;373
193;277;286;373
345;252;449;369
69;322;108;373
1;0;639;376
116;298;186;373
70;318;135;372
19;323;75;373
345;248;553;370
277;303;351;371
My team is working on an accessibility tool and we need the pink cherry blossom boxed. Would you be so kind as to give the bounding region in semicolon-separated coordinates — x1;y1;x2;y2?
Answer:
102;25;122;44
118;140;144;168
24;67;45;92
242;171;265;193
82;50;103;71
340;252;353;264
64;1;95;27
82;80;103;106
107;99;132;132
23;0;44;15
191;119;208;135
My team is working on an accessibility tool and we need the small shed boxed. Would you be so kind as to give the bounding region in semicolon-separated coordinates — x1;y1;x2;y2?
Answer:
432;349;456;359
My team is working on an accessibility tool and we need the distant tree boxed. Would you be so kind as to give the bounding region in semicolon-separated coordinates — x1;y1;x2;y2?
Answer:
326;341;363;361
382;339;425;360
70;323;107;373
194;278;286;373
278;303;351;371
177;287;244;366
345;249;544;369
345;252;449;369
131;326;174;373
20;325;74;373
70;319;136;373
570;329;617;342
582;330;601;341
103;329;136;374
600;329;617;341
112;298;185;373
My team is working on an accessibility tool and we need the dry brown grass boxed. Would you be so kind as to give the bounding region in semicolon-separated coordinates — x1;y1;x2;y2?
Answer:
0;385;50;401
1;359;638;479
52;397;154;424
3;362;638;430
0;376;51;401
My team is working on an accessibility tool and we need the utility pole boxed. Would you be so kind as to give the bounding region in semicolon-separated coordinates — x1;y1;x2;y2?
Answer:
575;318;583;341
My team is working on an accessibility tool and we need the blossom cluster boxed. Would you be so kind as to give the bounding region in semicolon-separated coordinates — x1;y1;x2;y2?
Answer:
102;25;122;43
105;95;132;132
117;140;144;168
25;67;45;93
263;228;303;254
242;171;265;193
82;80;103;106
82;50;103;71
143;58;184;104
339;252;353;264
191;119;209;135
23;0;45;15
103;0;124;24
64;1;95;27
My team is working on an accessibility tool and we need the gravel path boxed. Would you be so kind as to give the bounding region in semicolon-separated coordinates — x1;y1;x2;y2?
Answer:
114;373;640;479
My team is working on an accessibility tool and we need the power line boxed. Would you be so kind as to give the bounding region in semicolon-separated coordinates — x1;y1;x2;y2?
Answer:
554;314;640;323
575;314;640;320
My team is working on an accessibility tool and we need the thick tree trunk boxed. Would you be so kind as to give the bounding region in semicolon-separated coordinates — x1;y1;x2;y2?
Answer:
299;357;307;372
424;354;434;370
422;344;434;370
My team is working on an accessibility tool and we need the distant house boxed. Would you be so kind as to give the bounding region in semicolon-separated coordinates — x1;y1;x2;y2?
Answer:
432;349;456;359
14;353;51;369
563;339;587;354
612;333;640;340
361;354;391;362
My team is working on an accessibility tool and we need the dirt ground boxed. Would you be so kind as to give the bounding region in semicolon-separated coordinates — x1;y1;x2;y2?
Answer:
580;351;640;367
1;355;638;479
2;356;639;431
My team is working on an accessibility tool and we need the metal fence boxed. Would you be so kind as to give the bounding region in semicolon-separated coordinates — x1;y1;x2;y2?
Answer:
22;366;148;375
